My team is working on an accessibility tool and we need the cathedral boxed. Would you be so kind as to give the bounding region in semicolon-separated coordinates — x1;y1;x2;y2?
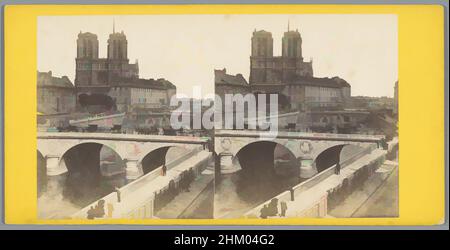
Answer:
75;30;138;86
216;26;351;111
74;28;176;113
250;28;313;84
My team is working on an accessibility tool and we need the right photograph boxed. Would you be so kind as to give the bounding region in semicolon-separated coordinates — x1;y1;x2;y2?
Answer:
213;14;398;219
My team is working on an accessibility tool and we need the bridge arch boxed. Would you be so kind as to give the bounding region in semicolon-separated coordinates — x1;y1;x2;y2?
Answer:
59;142;125;169
313;144;347;173
226;140;300;203
57;140;128;161
223;138;299;160
37;150;46;197
138;145;190;175
59;142;127;207
234;140;298;172
313;144;365;173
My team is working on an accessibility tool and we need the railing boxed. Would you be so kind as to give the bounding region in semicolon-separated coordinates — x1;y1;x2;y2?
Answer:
244;111;300;123
71;145;205;219
244;145;377;218
176;176;214;219
214;129;385;142
126;150;212;218
293;145;375;194
37;132;210;145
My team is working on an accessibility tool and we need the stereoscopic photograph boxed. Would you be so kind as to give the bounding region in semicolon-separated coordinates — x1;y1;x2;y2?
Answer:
36;14;398;220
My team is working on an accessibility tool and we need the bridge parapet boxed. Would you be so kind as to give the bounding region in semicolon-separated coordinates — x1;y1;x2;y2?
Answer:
244;147;387;219
215;129;384;142
37;132;210;145
214;130;384;175
71;146;212;219
37;132;211;180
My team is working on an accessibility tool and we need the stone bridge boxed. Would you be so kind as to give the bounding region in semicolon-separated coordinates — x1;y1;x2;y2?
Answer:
70;147;213;219
37;132;210;180
214;129;385;175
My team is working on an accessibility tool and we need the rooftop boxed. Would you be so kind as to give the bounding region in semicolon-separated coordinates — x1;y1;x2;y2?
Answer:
292;76;351;88
77;32;98;39
109;31;127;39
110;76;176;90
283;30;301;37
37;71;74;88
252;30;273;37
214;68;248;86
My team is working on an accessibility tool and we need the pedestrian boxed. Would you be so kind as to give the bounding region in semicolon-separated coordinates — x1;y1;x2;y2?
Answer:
268;198;279;216
260;205;269;219
162;164;167;176
86;199;105;219
94;199;106;218
335;162;341;175
115;187;121;203
280;201;288;217
87;206;95;220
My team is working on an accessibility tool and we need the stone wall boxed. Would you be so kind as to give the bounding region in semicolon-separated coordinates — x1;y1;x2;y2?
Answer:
327;154;385;210
37;87;76;114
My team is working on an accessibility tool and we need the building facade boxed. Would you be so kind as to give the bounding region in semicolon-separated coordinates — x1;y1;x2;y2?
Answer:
108;78;177;112
348;96;395;110
250;29;313;84
215;68;251;97
37;71;76;114
75;31;139;86
74;29;176;113
215;27;351;111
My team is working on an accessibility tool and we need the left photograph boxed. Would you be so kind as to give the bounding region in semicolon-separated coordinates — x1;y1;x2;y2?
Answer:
36;16;215;220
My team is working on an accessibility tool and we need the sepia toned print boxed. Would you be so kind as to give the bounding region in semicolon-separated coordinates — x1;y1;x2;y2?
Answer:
37;15;398;220
37;16;215;219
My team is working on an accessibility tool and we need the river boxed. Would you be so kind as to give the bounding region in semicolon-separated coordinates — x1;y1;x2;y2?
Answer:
37;146;188;219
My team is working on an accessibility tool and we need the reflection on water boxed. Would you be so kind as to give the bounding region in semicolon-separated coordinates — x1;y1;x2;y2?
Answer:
63;172;127;207
37;173;125;219
215;144;300;218
38;145;185;219
215;170;300;218
235;167;299;203
214;144;368;218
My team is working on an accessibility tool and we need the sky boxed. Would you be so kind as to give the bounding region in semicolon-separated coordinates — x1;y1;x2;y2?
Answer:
38;14;397;97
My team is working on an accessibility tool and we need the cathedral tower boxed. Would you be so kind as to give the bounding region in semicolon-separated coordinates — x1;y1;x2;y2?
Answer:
251;30;273;57
282;29;303;59
250;30;273;84
107;31;128;60
75;32;99;86
76;32;99;59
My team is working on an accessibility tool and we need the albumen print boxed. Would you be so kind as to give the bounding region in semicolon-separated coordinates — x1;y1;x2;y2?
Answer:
36;14;398;220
